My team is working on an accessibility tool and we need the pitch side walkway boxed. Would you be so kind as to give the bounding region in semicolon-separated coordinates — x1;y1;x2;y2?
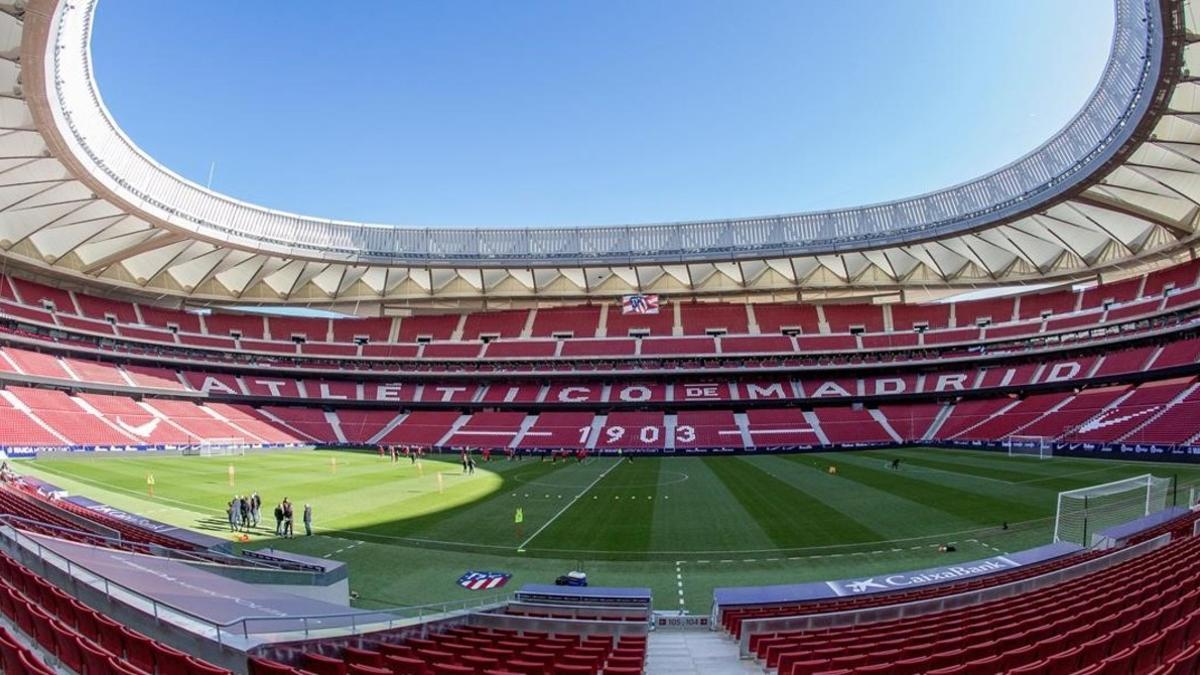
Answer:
644;630;764;674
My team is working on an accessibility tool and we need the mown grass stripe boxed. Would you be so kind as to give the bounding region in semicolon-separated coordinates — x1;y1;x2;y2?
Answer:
750;455;979;540
704;456;879;547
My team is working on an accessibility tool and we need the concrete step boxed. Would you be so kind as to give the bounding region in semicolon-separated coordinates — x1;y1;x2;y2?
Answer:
645;630;764;674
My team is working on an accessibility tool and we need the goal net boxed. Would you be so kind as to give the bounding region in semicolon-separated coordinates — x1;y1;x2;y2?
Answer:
1006;435;1051;459
181;437;247;457
1053;474;1174;547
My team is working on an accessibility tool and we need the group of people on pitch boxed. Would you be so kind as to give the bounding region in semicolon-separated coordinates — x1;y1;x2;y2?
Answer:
226;493;313;537
381;445;424;463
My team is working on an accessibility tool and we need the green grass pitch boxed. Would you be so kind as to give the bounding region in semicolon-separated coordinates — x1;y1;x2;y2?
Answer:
15;448;1200;612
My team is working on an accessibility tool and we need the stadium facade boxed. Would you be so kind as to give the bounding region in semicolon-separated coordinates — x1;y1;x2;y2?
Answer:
2;2;1200;674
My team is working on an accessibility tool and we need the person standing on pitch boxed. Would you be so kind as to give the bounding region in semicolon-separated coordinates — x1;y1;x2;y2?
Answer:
274;502;284;536
303;503;313;536
226;499;237;532
283;499;294;538
231;495;243;532
239;495;250;531
251;492;261;527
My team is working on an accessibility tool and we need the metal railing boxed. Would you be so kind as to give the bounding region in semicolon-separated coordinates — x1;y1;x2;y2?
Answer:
0;520;511;646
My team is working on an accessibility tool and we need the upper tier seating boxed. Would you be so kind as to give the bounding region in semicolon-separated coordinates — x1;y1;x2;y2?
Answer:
267;317;329;342
753;303;821;335
205;313;265;339
460;309;529;340
529;305;602;338
396;315;459;342
679;302;749;335
604;304;674;337
331;317;393;343
1019;289;1078;320
822;303;885;333
3;258;1200;370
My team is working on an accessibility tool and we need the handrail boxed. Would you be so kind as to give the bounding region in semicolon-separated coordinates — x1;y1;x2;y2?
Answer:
0;512;312;571
0;520;513;645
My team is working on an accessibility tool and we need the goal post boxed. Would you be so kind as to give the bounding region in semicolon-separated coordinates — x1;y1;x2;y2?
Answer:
1006;435;1051;459
181;437;247;457
1053;474;1174;546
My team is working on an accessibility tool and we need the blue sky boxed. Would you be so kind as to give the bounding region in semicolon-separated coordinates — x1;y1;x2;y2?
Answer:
92;1;1112;229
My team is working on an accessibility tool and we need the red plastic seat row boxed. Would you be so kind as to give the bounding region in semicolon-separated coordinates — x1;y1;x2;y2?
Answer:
767;538;1200;674
726;546;1103;639
0;625;55;675
760;546;1198;666
0;549;231;675
260;624;646;675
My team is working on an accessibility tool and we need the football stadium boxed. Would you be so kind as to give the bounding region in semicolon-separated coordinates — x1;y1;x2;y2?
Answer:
1;0;1200;673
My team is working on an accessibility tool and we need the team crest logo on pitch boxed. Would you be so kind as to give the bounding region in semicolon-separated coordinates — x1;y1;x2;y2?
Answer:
457;571;512;591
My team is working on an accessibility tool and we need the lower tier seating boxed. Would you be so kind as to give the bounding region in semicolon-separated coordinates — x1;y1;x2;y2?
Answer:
752;534;1200;675
251;623;647;675
0;549;230;674
721;547;1105;640
7;372;1200;451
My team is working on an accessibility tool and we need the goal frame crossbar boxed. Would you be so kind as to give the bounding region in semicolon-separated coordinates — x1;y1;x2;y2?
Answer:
1005;434;1052;459
1053;473;1172;546
182;437;248;456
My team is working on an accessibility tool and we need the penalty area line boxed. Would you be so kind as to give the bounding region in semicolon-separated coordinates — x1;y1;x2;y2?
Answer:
517;460;622;552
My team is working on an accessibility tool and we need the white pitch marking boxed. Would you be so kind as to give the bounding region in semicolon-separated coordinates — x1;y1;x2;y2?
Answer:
675;560;687;611
516;460;622;551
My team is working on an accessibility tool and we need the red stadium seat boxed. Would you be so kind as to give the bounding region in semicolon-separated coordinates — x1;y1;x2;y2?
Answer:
119;626;156;674
20;649;56;675
379;643;416;659
153;640;193;674
344;646;385;668
51;621;84;672
105;654;149;675
188;655;234;675
503;661;545;675
302;652;348;675
93;614;126;658
383;655;430;675
551;665;594;675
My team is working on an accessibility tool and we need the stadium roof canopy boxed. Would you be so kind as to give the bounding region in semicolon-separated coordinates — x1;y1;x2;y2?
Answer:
0;0;1198;308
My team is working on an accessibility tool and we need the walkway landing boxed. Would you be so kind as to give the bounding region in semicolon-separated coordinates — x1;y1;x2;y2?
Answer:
645;630;763;674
